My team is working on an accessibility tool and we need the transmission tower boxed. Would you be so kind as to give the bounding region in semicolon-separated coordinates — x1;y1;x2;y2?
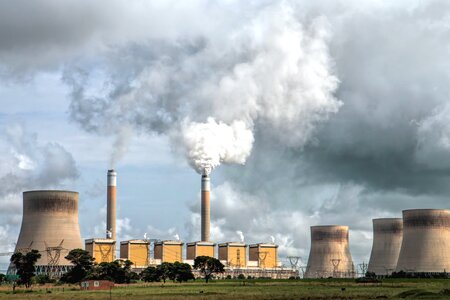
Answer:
331;259;341;278
358;262;368;277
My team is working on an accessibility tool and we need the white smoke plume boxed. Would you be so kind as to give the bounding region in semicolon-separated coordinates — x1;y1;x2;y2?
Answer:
236;230;245;243
181;118;254;174
110;125;133;168
173;233;180;241
60;2;340;174
270;235;276;244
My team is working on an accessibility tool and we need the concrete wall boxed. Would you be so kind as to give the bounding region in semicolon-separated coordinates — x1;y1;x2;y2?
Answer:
396;209;450;273
14;191;83;266
304;225;355;278
367;218;403;275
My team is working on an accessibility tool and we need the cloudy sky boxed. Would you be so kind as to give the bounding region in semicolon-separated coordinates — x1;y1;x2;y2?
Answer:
2;0;450;271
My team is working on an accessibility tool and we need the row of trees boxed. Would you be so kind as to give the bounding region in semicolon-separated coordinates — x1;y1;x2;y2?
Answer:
8;248;225;288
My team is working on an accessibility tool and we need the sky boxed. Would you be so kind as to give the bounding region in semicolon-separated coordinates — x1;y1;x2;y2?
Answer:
2;0;450;272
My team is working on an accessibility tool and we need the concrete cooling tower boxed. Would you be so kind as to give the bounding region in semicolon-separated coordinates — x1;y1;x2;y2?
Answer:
12;190;83;276
395;209;450;273
367;218;403;276
304;225;355;278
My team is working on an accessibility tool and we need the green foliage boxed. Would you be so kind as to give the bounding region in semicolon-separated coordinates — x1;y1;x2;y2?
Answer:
156;262;174;283
0;273;5;284
141;266;159;282
193;256;224;283
237;274;245;280
34;274;54;285
93;260;135;284
10;249;41;288
60;248;94;284
172;262;194;283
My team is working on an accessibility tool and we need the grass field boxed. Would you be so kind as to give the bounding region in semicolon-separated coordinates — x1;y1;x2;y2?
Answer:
1;278;450;299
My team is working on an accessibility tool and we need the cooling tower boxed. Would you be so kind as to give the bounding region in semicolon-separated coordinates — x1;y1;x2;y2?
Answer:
367;218;403;276
201;172;210;242
107;169;117;240
395;209;450;273
13;190;83;275
304;225;355;278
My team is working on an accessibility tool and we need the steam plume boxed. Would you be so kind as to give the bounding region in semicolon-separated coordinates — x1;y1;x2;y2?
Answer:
236;230;245;243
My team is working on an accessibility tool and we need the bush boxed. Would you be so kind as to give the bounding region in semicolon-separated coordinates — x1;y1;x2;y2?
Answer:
237;274;245;280
33;274;54;285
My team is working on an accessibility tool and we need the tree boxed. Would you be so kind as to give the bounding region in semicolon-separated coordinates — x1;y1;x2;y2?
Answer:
60;249;94;284
193;256;224;283
10;249;41;288
0;273;5;284
94;260;135;284
141;266;160;282
156;262;174;283
172;262;194;283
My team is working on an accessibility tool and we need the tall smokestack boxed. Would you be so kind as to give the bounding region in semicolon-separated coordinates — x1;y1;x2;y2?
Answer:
107;169;117;240
201;171;210;242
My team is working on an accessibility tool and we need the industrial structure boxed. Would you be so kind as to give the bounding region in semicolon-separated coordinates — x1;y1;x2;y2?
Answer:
11;190;83;277
85;239;116;263
106;170;117;240
395;209;450;273
120;240;150;268
186;241;215;260
304;225;355;278
218;242;247;268
201;171;211;242
367;218;403;276
154;240;183;263
248;243;278;269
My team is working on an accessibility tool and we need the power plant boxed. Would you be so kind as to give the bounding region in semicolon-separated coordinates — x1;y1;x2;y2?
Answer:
304;225;355;278
201;171;211;242
11;190;83;277
395;209;450;273
9;167;450;281
367;218;403;276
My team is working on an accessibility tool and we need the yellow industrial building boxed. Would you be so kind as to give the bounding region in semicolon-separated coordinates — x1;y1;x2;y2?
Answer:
154;240;183;263
186;241;215;260
249;243;278;268
218;242;247;268
85;238;116;263
120;240;150;268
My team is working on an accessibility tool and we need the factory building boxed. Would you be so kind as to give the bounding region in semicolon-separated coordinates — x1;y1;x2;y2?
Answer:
120;240;150;268
367;218;403;276
10;190;83;277
304;225;355;278
248;243;278;268
218;242;247;268
396;209;450;273
186;241;215;260
85;239;116;263
154;240;183;263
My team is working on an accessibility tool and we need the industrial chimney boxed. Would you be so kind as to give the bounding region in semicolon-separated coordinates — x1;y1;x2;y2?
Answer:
395;209;450;273
201;171;210;242
107;169;117;240
304;225;355;278
367;218;403;276
12;191;83;275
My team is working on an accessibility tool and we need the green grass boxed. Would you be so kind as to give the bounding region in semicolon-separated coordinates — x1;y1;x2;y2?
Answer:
0;278;450;299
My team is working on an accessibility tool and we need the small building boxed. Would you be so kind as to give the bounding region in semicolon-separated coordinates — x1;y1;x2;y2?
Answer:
154;240;183;263
218;242;247;268
120;239;150;268
186;241;215;260
249;243;278;268
81;280;114;290
85;239;116;263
